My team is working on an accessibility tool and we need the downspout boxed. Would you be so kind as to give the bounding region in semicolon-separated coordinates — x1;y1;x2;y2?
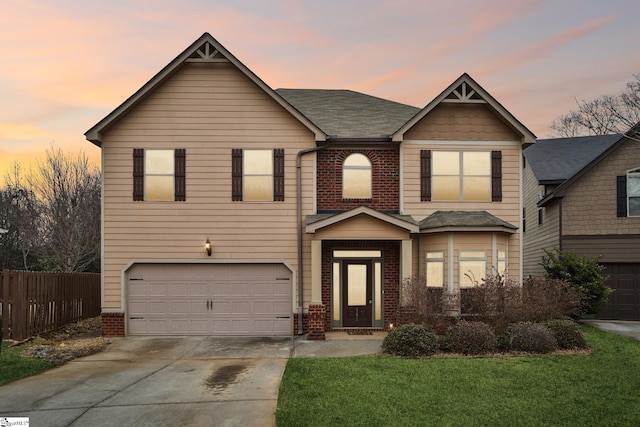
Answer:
296;140;330;335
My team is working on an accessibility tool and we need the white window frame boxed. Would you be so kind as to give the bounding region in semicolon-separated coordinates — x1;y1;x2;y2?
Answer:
144;149;174;201
425;251;445;287
243;149;273;201
432;151;491;201
627;168;640;217
342;153;372;199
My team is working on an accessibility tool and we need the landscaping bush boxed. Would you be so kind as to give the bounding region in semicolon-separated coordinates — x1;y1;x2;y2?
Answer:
540;248;612;316
544;319;588;349
442;321;497;355
521;277;581;321
498;322;558;354
382;324;439;357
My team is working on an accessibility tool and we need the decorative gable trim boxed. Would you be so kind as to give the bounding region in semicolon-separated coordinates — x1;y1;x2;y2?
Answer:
392;73;536;145
85;33;326;146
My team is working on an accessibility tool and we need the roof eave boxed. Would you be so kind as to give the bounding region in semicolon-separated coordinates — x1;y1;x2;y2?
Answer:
420;225;517;234
306;206;419;234
85;33;327;146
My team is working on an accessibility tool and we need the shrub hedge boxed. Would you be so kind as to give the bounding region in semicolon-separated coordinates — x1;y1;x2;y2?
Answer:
443;321;497;355
498;322;558;354
544;319;588;349
382;324;439;357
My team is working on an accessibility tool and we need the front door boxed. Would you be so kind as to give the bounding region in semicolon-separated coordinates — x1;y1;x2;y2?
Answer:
342;260;373;327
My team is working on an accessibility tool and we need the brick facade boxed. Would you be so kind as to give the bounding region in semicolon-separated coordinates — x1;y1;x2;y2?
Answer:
321;240;400;331
317;149;400;212
101;312;125;337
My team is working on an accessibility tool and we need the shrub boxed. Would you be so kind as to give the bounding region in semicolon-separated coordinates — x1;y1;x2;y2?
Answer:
544;319;588;349
443;321;497;355
382;324;439;357
521;277;581;322
397;275;458;330
540;248;612;316
498;322;558;354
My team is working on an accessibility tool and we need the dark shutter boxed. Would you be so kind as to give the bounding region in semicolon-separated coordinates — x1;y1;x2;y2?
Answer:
232;149;243;201
133;149;144;201
174;149;186;201
617;175;627;217
491;150;502;202
273;148;285;201
420;150;431;201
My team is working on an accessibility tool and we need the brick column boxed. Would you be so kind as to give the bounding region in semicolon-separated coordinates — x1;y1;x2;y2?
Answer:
307;304;326;340
101;312;125;337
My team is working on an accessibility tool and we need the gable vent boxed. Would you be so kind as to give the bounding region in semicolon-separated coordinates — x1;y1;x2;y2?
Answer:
186;41;229;63
444;82;485;103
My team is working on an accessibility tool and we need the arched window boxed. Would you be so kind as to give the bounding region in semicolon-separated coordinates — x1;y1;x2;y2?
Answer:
343;153;372;199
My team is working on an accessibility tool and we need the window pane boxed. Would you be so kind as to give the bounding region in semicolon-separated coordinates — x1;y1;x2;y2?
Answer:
145;176;174;201
334;250;382;258
463;176;491;200
344;153;370;167
630;197;640;216
427;261;444;287
244;150;273;174
426;251;444;260
432;152;459;175
460;251;486;259
628;176;640;197
463;152;490;175
343;169;372;198
460;260;486;287
333;263;341;321
145;150;174;174
347;264;367;306
375;262;382;320
432;176;460;200
244;176;273;201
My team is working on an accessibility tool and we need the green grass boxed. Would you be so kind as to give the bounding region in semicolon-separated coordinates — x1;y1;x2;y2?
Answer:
0;341;53;386
277;326;640;426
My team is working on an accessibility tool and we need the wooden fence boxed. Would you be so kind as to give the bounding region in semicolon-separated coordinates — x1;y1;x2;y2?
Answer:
0;270;100;341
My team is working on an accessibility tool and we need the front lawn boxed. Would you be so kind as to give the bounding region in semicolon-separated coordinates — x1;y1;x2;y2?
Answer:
277;326;640;426
0;341;53;386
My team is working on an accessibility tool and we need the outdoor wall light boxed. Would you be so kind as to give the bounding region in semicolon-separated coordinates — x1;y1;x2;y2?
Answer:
205;238;212;256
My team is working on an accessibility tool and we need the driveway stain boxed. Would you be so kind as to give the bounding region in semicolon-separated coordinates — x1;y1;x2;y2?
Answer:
204;363;248;392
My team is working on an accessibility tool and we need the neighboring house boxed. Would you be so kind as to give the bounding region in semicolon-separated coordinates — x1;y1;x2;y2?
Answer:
523;131;640;320
85;33;535;338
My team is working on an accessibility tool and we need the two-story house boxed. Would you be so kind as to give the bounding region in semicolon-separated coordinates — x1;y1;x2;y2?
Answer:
523;131;640;320
86;33;535;339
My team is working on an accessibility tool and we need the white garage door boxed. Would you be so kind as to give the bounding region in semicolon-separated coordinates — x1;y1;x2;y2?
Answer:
127;263;292;336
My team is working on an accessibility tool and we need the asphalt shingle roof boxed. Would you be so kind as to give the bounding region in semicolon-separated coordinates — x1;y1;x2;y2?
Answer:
524;134;621;183
276;89;420;139
419;211;517;231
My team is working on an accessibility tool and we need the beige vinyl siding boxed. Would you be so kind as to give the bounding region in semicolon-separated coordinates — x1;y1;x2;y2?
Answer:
561;138;640;235
313;215;412;240
404;104;520;141
522;164;560;277
101;62;316;310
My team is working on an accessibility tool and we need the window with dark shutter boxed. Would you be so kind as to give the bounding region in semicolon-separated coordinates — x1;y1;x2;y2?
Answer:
133;149;144;201
273;148;285;201
617;175;627;217
174;149;186;201
491;150;502;202
420;150;431;202
232;149;243;201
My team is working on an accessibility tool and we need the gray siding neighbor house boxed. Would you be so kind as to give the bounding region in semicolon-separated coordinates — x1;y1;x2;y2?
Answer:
523;131;640;320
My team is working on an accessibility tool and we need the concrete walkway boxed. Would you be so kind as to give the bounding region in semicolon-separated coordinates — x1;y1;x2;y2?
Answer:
581;320;640;340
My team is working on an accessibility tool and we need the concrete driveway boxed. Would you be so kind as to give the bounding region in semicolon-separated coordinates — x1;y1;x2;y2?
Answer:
0;336;293;427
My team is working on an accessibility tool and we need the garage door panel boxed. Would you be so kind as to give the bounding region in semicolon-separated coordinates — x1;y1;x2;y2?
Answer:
598;263;640;321
128;263;292;336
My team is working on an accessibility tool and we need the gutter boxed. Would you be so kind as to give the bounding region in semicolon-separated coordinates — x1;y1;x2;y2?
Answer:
296;140;330;335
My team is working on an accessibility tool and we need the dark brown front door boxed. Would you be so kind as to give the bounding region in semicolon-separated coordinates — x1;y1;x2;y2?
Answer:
342;260;373;327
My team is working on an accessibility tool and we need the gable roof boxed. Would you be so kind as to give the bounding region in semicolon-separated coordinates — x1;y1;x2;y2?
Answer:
85;33;326;146
306;206;419;233
392;73;536;145
276;89;420;140
419;211;517;233
524;134;622;184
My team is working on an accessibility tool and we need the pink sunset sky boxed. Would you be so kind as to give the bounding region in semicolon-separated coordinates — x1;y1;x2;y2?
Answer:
1;0;639;182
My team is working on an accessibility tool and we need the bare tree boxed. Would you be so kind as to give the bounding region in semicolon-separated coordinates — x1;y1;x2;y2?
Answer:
0;163;42;270
28;146;101;272
551;74;640;138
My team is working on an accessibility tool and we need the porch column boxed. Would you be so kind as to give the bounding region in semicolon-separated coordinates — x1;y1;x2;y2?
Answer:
400;239;412;306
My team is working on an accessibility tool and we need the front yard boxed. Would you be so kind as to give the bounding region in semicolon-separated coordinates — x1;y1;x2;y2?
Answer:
277;326;640;426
